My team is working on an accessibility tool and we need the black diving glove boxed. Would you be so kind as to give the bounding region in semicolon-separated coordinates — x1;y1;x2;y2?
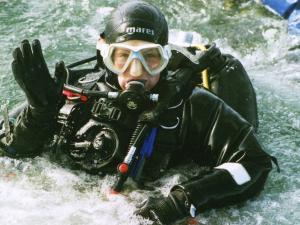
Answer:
139;44;225;125
135;190;189;225
198;43;227;73
11;39;67;120
168;43;226;73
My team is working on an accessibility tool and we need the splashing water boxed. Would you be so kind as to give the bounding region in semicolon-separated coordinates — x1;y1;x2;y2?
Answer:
0;0;299;224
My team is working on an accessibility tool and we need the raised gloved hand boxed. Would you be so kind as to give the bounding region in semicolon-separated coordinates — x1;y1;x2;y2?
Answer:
195;43;227;73
168;43;226;73
11;39;67;119
139;44;226;124
135;190;190;225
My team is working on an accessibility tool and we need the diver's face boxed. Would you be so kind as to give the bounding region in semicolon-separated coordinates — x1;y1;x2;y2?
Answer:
114;40;161;91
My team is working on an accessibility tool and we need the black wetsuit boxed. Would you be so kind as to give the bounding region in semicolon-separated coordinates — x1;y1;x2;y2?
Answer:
0;53;273;216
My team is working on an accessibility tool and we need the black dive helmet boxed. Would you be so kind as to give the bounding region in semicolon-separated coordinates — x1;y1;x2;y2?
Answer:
102;1;168;45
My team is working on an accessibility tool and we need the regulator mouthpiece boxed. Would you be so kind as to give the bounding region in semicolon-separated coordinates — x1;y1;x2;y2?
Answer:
119;81;148;111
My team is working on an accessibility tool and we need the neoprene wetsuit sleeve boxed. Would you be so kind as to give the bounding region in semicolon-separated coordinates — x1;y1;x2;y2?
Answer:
171;88;272;213
0;105;56;157
209;54;258;130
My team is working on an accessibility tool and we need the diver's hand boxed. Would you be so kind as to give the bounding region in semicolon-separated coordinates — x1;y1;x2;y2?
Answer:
192;43;227;73
168;43;226;73
11;39;67;113
135;190;189;225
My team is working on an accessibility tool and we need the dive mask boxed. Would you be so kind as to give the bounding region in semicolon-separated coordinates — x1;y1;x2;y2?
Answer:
97;42;172;76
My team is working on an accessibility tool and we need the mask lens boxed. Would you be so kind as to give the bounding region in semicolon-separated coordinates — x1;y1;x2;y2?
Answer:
141;48;162;70
111;47;131;70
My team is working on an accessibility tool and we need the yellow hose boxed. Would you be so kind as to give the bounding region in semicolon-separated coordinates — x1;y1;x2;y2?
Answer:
192;44;210;90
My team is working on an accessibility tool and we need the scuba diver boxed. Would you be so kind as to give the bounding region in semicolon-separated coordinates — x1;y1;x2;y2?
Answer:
0;1;275;224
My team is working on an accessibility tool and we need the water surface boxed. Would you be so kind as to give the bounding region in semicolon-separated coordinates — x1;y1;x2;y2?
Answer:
0;0;299;224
